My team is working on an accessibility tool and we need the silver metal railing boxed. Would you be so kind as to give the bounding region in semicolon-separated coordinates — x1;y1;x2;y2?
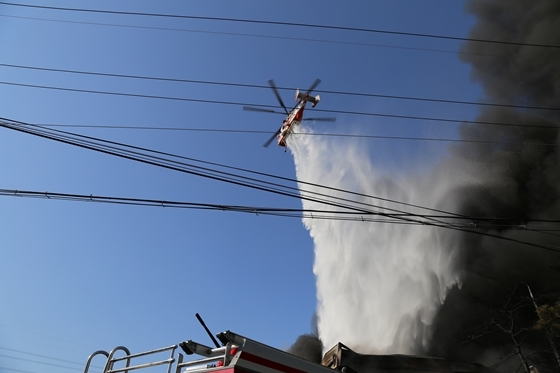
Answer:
84;350;110;373
100;345;178;373
85;342;235;373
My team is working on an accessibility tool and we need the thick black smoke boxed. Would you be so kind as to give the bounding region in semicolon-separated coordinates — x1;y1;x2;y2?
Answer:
288;334;323;364
427;0;560;371
288;315;323;363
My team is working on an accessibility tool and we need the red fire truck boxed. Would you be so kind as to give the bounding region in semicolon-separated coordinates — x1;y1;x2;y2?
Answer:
83;329;496;373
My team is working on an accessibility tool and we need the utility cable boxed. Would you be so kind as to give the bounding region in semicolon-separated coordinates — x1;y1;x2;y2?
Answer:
0;347;88;367
2;62;558;112
1;116;552;226
29;123;559;148
0;14;480;57
0;117;506;231
0;116;475;223
1;117;559;252
2;188;559;252
1;2;559;49
1;81;558;131
6;120;556;241
0;353;81;371
0;117;418;221
0;323;96;349
4;117;556;250
0;367;39;373
0;332;90;356
4;188;560;227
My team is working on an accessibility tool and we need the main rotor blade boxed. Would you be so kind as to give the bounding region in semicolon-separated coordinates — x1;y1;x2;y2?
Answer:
263;129;281;148
305;78;321;95
303;117;336;122
243;106;285;114
268;79;289;115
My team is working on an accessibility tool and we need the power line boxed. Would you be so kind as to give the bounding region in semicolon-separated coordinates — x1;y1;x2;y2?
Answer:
284;130;557;147
1;117;558;253
4;188;559;226
0;323;95;349
1;2;559;49
3;188;434;219
31;123;559;148
0;14;477;57
0;332;89;356
2;117;465;231
0;353;82;371
1;62;558;112
0;367;40;373
2;188;559;252
10;119;560;246
0;115;547;223
4;115;499;227
1;80;558;131
0;346;86;367
0;117;406;218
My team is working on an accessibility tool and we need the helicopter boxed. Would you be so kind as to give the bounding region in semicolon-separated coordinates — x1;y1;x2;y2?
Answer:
243;79;336;148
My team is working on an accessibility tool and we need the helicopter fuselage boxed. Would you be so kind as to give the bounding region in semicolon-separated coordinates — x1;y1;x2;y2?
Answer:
277;99;307;147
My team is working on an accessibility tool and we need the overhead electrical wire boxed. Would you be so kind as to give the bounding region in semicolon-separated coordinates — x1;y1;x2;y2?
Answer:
0;353;81;371
0;115;463;229
1;62;559;112
2;188;559;251
3;188;448;222
0;327;102;373
1;1;559;49
0;115;547;224
0;346;95;368
0;346;103;373
29;124;558;148
0;114;518;226
1;80;558;132
0;117;421;217
0;332;89;356
0;323;96;350
0;367;39;373
3;188;559;232
0;14;479;57
0;116;558;253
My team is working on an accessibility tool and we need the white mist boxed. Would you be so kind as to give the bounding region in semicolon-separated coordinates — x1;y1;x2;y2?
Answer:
289;125;462;354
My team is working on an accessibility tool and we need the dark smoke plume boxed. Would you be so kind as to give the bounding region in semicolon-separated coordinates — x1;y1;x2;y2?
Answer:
288;334;323;363
427;0;560;371
288;315;323;363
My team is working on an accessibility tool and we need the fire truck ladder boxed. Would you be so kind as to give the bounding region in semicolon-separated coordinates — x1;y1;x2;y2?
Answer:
82;339;239;373
83;344;181;373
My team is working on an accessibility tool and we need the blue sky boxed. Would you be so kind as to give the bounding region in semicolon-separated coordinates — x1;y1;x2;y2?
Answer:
0;2;481;373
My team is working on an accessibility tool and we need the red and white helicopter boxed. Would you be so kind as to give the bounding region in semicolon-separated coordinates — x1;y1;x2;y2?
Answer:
243;79;336;148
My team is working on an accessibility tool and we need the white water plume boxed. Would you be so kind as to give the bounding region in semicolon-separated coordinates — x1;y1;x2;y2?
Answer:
288;125;463;354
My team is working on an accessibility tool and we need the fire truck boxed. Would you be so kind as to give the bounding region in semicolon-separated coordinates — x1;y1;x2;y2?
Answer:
83;329;496;373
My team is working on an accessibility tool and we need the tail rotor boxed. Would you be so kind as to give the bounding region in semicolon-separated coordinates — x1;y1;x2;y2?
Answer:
305;78;321;96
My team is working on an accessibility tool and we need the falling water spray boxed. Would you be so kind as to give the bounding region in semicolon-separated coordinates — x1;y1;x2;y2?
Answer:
288;126;464;354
